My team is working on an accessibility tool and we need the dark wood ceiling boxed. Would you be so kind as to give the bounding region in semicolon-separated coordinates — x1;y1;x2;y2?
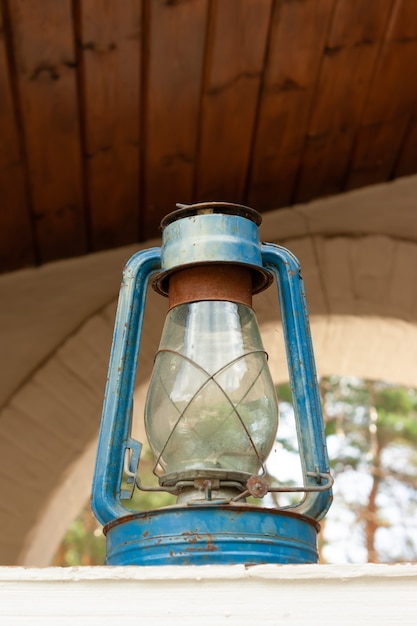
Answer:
1;0;417;274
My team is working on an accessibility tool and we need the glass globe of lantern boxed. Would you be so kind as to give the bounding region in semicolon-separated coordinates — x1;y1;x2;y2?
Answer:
144;263;279;496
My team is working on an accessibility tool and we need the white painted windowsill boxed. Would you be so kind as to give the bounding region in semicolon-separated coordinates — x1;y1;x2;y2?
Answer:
1;563;416;625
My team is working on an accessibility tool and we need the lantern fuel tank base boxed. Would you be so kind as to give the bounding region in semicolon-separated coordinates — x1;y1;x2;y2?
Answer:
104;505;320;566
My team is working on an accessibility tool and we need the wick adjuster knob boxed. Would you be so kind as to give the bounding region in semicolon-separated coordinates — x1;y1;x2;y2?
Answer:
246;475;269;498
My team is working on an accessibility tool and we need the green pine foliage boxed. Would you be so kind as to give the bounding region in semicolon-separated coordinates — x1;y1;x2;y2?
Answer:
314;378;417;562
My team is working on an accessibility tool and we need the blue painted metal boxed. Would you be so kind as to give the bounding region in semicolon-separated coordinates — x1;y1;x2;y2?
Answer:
91;248;161;526
154;203;272;295
91;203;332;565
261;243;332;521
104;506;320;565
162;211;261;270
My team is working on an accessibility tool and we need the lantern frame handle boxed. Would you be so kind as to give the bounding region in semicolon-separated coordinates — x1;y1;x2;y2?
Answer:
92;248;161;525
261;242;332;521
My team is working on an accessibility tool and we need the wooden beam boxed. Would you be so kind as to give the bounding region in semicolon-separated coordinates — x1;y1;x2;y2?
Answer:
143;0;208;237
248;0;334;210
77;0;141;250
8;0;87;263
0;1;34;272
295;0;394;203
195;0;272;204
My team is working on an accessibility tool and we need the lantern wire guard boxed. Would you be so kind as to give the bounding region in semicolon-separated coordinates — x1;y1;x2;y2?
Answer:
91;202;333;565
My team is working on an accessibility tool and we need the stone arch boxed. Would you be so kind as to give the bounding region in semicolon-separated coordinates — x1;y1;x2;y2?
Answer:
1;176;417;565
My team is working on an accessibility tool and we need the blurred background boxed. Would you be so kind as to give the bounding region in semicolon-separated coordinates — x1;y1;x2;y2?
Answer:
1;0;417;565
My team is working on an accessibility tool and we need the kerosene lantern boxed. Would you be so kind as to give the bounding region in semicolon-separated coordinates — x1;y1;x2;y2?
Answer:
91;202;332;565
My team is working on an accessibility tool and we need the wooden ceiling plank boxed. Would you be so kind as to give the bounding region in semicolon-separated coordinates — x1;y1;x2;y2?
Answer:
394;116;417;178
347;0;417;189
390;0;417;178
295;0;394;203
194;0;272;204
0;1;34;272
78;0;141;250
144;0;208;237
8;0;87;263
389;0;417;41
346;117;410;190
248;0;335;210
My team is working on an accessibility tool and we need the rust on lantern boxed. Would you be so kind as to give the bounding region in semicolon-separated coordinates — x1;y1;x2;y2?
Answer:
168;264;253;309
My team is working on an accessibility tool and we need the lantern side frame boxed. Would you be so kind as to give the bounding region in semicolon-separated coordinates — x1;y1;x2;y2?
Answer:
91;248;162;526
261;243;332;520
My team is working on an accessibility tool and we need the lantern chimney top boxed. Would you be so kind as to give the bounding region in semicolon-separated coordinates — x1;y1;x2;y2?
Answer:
160;201;263;230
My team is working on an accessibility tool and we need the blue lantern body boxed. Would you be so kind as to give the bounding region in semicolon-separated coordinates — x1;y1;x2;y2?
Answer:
91;203;332;565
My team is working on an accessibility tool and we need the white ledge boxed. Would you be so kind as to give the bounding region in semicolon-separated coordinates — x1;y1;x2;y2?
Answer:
1;564;417;625
1;562;417;581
